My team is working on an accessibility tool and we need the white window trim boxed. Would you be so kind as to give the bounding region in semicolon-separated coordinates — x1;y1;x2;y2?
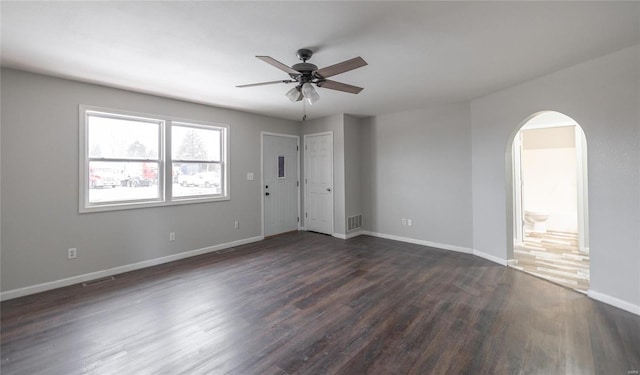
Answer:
170;122;227;202
79;105;230;213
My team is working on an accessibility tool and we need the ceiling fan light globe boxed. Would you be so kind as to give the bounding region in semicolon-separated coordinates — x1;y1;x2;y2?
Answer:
285;87;302;102
301;83;320;104
305;95;320;105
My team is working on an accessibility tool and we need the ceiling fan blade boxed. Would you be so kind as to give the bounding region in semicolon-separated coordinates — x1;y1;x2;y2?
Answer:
236;80;296;88
315;57;367;79
256;56;300;75
316;79;364;94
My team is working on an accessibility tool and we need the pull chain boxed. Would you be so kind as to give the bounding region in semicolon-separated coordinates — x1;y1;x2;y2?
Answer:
302;100;307;122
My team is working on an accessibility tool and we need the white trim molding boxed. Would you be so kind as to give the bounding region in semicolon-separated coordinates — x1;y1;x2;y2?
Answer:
507;259;519;267
332;232;364;240
472;249;508;266
344;231;365;239
0;235;263;302
360;231;474;255
588;290;640;316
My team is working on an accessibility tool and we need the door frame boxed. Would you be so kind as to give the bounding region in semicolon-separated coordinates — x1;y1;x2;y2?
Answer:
513;131;524;245
574;125;589;253
508;112;590;259
303;131;334;234
261;132;301;238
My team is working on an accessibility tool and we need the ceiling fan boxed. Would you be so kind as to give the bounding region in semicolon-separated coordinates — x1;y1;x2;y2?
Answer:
236;48;367;105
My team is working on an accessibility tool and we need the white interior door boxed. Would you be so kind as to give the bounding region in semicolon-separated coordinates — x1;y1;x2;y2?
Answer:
304;132;333;235
263;134;299;237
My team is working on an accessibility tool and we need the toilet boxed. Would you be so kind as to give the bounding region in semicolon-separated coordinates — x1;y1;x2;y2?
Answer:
524;210;550;233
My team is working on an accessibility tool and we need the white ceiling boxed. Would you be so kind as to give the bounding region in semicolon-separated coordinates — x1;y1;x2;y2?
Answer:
2;1;639;121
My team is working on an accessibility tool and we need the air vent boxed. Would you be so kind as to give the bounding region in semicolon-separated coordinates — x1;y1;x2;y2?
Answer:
347;214;363;231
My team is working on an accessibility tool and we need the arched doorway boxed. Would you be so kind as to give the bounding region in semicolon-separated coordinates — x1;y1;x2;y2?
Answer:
507;111;590;292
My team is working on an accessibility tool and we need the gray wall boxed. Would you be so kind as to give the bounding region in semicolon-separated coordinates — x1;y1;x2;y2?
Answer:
344;115;363;234
1;69;298;292
360;103;473;249
470;45;640;307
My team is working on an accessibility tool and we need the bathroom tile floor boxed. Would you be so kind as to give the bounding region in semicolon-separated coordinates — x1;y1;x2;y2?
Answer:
512;231;590;293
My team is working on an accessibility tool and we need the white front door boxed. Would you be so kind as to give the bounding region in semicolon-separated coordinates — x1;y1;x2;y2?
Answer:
304;132;333;235
263;134;299;237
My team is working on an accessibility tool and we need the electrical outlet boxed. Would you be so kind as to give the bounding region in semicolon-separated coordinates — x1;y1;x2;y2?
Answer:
401;218;407;226
407;219;413;227
68;248;77;259
169;232;175;241
234;220;239;229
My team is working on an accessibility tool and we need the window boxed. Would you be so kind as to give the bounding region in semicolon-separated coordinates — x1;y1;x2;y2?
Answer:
277;156;286;179
80;106;228;213
85;111;163;205
171;123;224;198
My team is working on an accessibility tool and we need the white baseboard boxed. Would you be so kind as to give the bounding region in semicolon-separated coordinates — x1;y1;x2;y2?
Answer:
588;290;640;316
0;235;264;302
359;231;474;254
333;231;365;240
344;230;365;239
472;249;508;266
358;231;505;266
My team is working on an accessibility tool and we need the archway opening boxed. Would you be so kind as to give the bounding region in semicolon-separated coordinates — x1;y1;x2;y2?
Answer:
507;111;589;292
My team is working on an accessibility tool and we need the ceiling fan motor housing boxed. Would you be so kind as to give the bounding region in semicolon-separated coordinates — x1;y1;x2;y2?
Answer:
290;62;318;82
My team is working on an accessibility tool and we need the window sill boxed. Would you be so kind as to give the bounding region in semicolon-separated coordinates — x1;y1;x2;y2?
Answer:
80;195;230;214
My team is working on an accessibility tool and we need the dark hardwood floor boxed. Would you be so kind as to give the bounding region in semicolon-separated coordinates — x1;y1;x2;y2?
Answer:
2;232;639;374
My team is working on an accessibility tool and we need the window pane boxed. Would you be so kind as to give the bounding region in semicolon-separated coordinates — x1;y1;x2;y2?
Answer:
88;114;160;159
278;156;285;178
172;163;222;197
89;161;160;203
172;125;220;162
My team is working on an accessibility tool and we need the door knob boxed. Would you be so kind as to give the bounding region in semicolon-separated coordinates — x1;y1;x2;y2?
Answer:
326;188;331;192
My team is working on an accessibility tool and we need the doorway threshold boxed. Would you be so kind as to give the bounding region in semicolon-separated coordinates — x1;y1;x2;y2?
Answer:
512;231;589;293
